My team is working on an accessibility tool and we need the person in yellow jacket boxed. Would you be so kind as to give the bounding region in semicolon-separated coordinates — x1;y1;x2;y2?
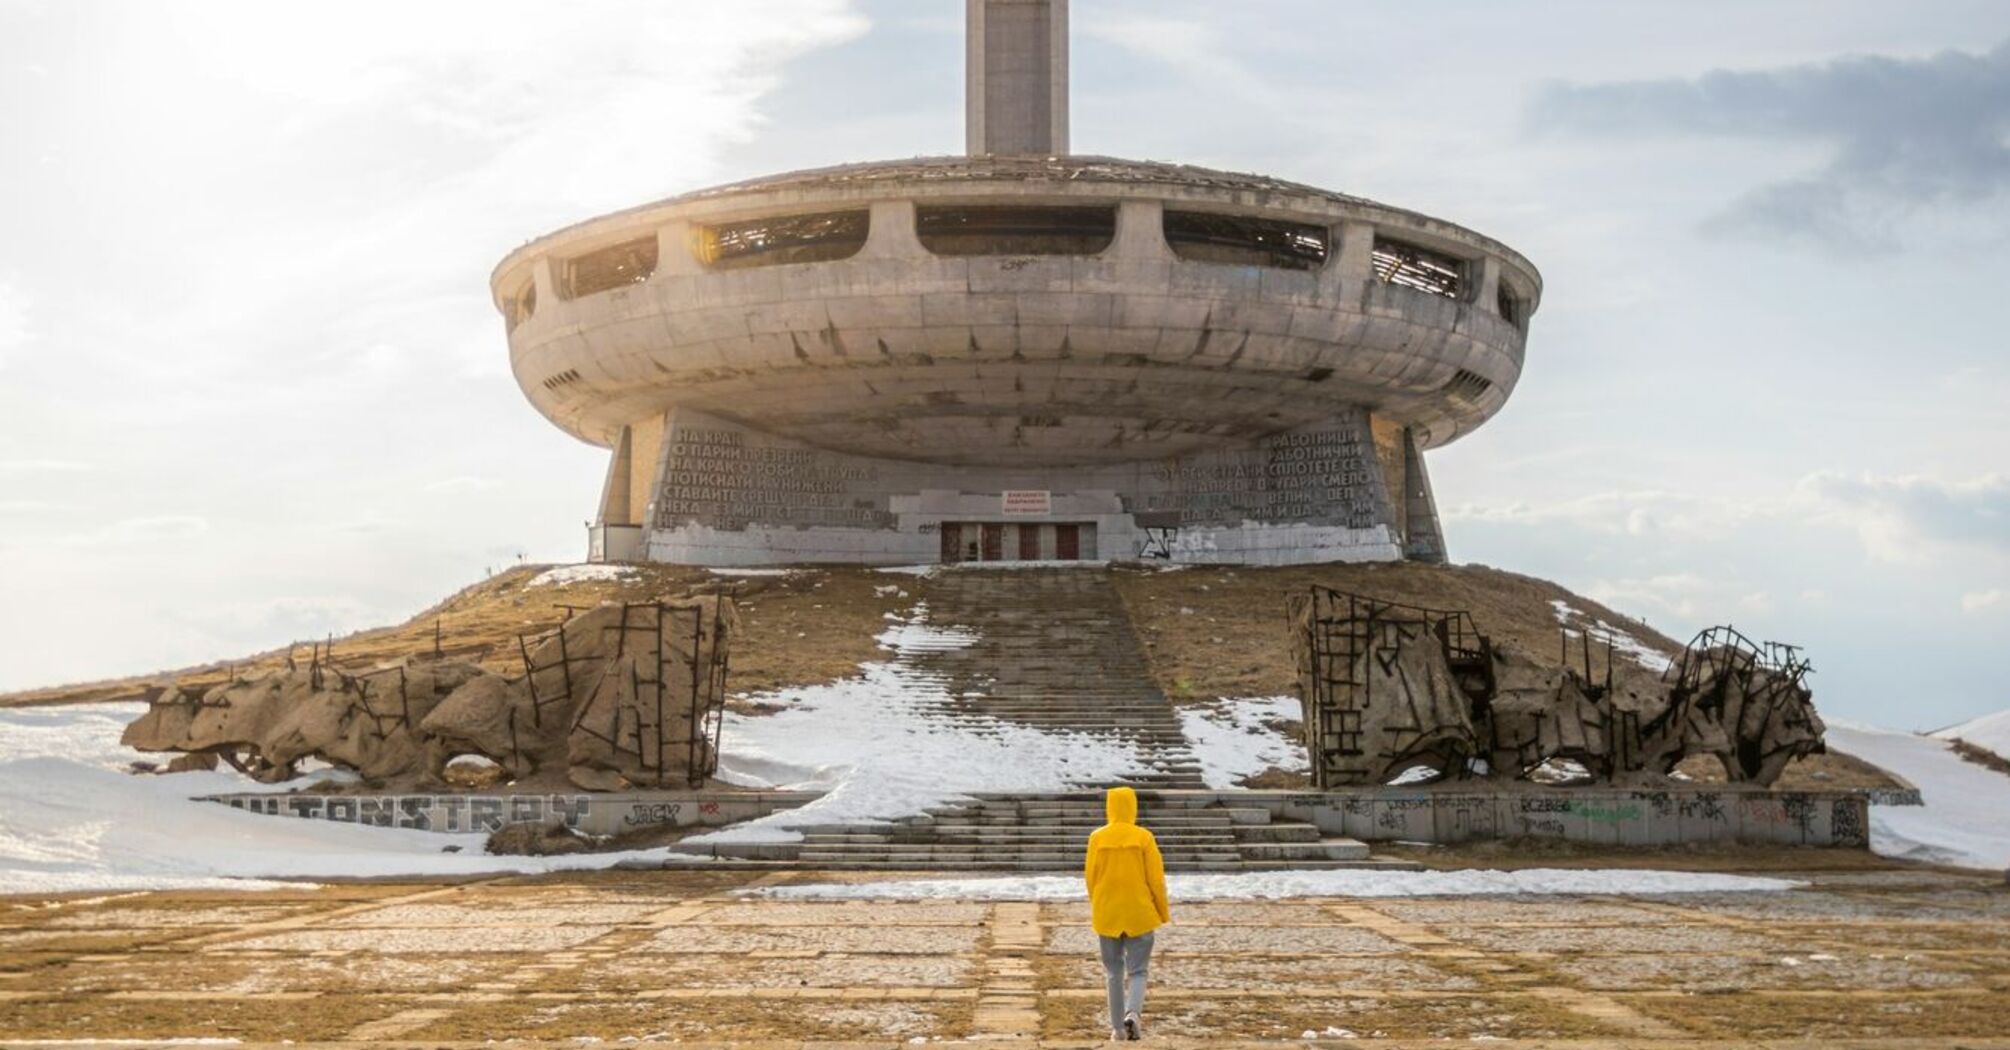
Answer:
1084;786;1169;1041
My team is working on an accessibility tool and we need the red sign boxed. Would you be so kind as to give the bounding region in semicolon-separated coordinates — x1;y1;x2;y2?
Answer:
1001;490;1051;514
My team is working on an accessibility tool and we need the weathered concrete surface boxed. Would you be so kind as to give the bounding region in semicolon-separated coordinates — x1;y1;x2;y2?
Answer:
3;864;2006;1045
636;404;1414;566
495;158;1537;464
194;787;1869;852
1272;787;1867;849
495;158;1532;567
1290;590;1826;790
201;789;816;836
122;597;736;792
967;0;1068;156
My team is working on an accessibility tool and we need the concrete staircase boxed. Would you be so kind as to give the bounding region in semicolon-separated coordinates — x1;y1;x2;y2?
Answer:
664;568;1413;873
777;791;1398;871
907;569;1204;789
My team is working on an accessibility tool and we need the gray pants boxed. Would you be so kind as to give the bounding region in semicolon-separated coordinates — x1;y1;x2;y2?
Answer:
1097;931;1154;1031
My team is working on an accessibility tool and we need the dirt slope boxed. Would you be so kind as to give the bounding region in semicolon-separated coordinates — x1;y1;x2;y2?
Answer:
1109;561;1887;792
1110;560;1684;702
0;565;912;708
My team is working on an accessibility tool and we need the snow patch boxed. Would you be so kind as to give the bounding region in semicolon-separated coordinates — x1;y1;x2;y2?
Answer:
1933;707;2010;763
0;704;717;893
1178;697;1307;789
1829;722;2010;870
525;564;638;588
1550;600;1674;673
705;567;799;577
684;611;1147;846
750;867;1803;901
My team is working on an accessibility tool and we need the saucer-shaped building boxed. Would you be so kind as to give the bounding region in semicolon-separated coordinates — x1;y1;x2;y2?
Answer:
493;0;1539;566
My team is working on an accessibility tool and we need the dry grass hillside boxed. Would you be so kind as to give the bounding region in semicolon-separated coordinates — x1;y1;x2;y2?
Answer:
1111;560;1685;702
1110;561;1891;791
0;565;911;709
2;559;1892;791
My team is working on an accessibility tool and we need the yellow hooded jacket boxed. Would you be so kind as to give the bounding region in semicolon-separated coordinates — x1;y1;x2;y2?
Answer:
1084;786;1170;938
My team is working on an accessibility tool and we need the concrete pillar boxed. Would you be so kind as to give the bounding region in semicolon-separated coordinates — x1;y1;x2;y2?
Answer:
1335;222;1376;280
628;412;667;526
1476;256;1501;311
531;256;558;303
858;199;922;259
1323;220;1376;297
655;220;703;276
597;427;634;525
637;409;677;533
1109;200;1175;261
966;0;1069;155
1402;429;1447;563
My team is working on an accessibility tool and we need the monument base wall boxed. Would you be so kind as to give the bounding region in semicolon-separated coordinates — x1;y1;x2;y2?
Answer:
1267;787;1870;849
203;790;817;837
605;405;1421;566
202;787;1870;851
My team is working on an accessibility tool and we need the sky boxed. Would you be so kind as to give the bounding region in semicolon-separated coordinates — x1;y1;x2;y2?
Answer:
0;1;2004;730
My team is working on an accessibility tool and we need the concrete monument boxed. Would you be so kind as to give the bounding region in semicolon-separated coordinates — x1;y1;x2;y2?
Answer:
494;0;1538;567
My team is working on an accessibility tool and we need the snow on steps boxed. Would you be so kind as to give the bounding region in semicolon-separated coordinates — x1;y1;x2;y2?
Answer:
902;569;1207;789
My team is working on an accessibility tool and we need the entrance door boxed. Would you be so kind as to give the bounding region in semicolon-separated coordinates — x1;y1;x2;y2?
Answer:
1055;523;1080;560
1018;525;1041;560
981;523;1004;561
940;523;962;564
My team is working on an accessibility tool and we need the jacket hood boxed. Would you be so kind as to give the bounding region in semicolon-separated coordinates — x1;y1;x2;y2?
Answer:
1105;786;1137;825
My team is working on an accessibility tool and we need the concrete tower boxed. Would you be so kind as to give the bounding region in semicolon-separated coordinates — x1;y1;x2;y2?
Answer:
493;6;1538;567
965;0;1068;155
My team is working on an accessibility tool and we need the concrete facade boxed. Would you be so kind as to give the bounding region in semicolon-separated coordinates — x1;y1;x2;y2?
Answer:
966;0;1068;156
493;8;1540;567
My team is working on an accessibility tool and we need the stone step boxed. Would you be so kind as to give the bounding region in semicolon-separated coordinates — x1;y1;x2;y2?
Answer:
1238;839;1372;861
799;832;1242;846
862;809;1238;820
793;849;1243;860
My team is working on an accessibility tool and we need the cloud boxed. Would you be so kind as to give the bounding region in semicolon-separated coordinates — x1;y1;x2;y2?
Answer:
197;595;377;645
1579;572;1753;629
0;459;92;474
425;476;501;494
1800;471;2009;564
94;516;211;544
1962;589;2006;613
1081;12;1280;110
1443;489;1764;543
1529;38;2010;249
0;278;26;369
1460;471;2008;573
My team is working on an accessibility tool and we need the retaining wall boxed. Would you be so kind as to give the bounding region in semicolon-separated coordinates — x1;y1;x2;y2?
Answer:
202;790;818;837
203;786;1869;850
1263;787;1869;849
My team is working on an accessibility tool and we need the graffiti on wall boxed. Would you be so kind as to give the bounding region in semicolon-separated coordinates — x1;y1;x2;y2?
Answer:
214;793;596;833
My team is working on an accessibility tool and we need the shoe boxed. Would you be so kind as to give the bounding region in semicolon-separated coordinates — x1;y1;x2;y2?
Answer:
1124;1014;1140;1040
1109;1027;1124;1042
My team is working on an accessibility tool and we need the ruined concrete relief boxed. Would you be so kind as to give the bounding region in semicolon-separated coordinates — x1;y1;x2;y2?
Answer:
122;597;734;792
1289;588;1826;788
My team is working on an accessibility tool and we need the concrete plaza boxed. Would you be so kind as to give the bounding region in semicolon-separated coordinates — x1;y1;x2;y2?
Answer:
2;856;2007;1048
